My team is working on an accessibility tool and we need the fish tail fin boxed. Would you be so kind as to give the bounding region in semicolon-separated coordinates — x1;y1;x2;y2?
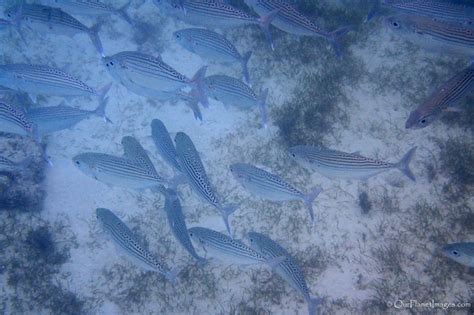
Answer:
94;96;112;123
328;25;353;58
308;296;323;315
89;22;105;57
258;88;269;129
165;266;182;284
190;66;209;108
397;146;417;182
220;205;238;238
241;51;252;86
118;1;134;25
258;9;280;51
303;187;322;222
179;91;203;121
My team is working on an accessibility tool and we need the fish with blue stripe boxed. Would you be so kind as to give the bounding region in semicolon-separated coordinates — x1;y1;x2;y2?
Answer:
0;100;38;140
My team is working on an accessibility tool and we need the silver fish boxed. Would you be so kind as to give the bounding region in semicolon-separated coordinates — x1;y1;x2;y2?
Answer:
4;4;104;56
175;132;236;236
73;153;167;190
230;163;321;222
0;64;110;100
0;100;38;139
40;0;133;24
248;232;321;315
385;15;474;57
96;208;180;282
103;51;208;106
441;242;474;268
27;98;111;135
151;119;182;173
161;188;207;266
406;63;474;129
173;28;252;84
204;75;268;128
244;0;351;55
289;146;417;181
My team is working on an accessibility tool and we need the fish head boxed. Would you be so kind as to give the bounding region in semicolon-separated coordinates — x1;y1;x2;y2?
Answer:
384;15;413;35
441;243;474;267
405;108;436;129
96;208;114;223
102;55;121;72
174;131;192;151
288;146;310;164
73;153;99;176
4;5;22;23
247;232;264;251
229;163;251;182
153;0;183;17
188;227;207;246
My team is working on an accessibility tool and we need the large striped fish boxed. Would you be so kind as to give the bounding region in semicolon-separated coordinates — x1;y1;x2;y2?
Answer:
173;28;252;84
151;119;182;173
161;188;207;266
103;51;208;106
27;98;111;135
204;75;268;128
0;101;38;140
73;152;167;190
4;4;104;56
247;232;321;315
406;63;474;129
441;242;474;268
96;208;181;283
0;64;110;101
154;0;278;50
368;0;474;26
175;132;237;236
289;146;417;181
385;15;474;56
230;163;321;222
244;0;351;55
39;0;133;24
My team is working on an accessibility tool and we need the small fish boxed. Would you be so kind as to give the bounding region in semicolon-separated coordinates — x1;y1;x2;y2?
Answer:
0;156;31;173
73;152;167;190
368;0;474;26
441;242;474;268
151;119;182;173
244;0;351;55
154;0;278;50
27;97;111;135
248;232;321;315
0;101;38;140
0;64;110;101
161;188;207;266
204;75;268;128
175;132;237;236
188;227;279;265
40;0;133;25
406;63;474;129
385;15;474;57
230;163;321;222
4;4;104;56
96;208;180;282
173;28;252;84
103;51;208;106
289;146;417;181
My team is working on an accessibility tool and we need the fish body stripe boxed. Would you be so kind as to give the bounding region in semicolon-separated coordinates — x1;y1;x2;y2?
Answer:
0;102;35;133
206;75;256;99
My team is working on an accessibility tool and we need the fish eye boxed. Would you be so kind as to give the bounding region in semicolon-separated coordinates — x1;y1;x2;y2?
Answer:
392;21;400;28
109;61;114;66
291;153;296;157
451;250;460;256
75;160;80;165
189;232;193;237
7;13;11;18
420;119;426;124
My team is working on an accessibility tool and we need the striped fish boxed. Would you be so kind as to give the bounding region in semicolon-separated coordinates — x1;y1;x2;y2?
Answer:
0;156;30;173
40;0;133;24
175;132;237;236
4;4;104;56
161;188;207;266
0;64;110;100
289;146;417;181
154;0;278;50
441;242;474;268
188;227;268;265
120;136;160;175
27;98;111;135
406;63;474;129
174;28;252;84
96;208;180;282
230;163;321;222
385;15;474;56
73;152;167;190
0;101;38;139
247;232;321;315
103;51;208;106
151;119;182;173
368;0;474;26
204;75;268;128
244;0;351;55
